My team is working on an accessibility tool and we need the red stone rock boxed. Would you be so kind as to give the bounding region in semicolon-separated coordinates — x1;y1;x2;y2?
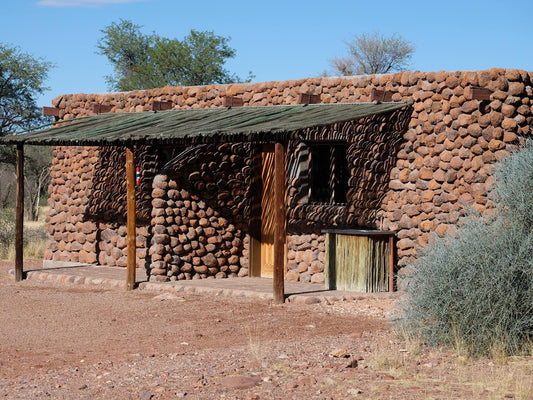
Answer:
488;139;505;151
503;132;518;143
433;169;446;183
420;190;434;202
419;220;436;232
482;151;497;163
435;224;449;236
461;100;478;113
286;270;299;281
418;167;433;181
396;238;414;250
502;118;517;130
501;104;516;117
445;75;460;88
449;156;464;170
508;82;524;96
201;253;218;267
311;272;325;283
457;113;473;127
151;267;167;276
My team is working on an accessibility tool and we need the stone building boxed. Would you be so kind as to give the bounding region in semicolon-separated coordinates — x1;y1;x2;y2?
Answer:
4;68;532;290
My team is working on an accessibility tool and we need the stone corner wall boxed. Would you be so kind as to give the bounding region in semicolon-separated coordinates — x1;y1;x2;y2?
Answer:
45;146;98;263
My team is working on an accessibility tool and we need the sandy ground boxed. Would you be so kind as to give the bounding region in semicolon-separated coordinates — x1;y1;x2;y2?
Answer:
0;260;532;400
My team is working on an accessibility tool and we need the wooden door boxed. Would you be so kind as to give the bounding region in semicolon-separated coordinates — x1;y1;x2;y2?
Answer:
260;145;275;277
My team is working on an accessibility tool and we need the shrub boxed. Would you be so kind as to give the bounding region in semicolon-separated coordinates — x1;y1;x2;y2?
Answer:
401;143;533;357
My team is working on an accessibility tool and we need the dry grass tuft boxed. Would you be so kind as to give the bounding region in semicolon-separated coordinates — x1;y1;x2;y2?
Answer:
0;207;48;260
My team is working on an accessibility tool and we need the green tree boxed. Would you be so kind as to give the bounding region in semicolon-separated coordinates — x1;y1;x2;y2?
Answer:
0;43;52;137
0;43;53;220
330;31;414;76
97;20;249;91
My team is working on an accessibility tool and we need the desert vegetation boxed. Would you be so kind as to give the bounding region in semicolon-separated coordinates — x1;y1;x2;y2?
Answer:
402;143;533;357
0;206;48;260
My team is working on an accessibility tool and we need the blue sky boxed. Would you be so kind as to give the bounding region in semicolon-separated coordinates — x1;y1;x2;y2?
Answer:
2;0;532;107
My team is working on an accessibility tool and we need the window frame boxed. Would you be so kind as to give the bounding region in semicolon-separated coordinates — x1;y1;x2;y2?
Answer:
308;142;349;205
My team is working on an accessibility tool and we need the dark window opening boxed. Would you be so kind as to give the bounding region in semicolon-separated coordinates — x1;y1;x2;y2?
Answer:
309;144;348;204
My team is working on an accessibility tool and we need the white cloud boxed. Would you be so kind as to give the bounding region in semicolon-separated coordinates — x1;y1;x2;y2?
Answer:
38;0;147;7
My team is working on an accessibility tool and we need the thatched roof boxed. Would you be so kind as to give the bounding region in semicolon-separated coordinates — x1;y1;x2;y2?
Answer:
1;103;409;146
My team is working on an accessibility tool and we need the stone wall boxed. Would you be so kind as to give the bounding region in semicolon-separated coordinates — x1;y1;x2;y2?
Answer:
46;146;98;264
45;69;533;281
46;146;151;269
149;174;248;282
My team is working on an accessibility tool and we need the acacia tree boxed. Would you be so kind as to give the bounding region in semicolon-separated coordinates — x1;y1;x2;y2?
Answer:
0;43;53;220
97;20;250;91
330;31;414;76
0;43;52;136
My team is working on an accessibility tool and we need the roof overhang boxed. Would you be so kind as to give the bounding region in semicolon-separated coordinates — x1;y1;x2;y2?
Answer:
0;102;409;147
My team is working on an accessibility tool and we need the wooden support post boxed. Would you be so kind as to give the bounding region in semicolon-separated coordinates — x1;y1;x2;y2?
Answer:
273;142;286;304
125;147;136;290
324;232;336;290
15;144;24;282
388;235;394;292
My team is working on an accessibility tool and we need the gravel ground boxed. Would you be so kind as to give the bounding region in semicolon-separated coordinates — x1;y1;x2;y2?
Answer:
1;260;531;400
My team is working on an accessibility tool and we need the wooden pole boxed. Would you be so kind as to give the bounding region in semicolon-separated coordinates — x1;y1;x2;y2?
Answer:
324;232;336;290
388;234;394;292
15;144;24;282
273;142;286;304
125;146;136;290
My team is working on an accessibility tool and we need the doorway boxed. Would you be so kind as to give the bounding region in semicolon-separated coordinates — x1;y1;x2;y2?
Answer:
249;144;284;278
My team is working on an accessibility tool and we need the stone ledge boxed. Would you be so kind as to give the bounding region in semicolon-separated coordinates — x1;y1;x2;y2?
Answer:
8;267;370;304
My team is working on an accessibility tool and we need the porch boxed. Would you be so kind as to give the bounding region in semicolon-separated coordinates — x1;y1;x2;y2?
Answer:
7;260;395;304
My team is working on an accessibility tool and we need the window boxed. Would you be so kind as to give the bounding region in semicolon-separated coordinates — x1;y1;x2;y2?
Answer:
309;144;348;204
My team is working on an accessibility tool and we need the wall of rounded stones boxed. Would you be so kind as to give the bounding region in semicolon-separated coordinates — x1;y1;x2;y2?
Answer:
286;234;326;284
45;146;98;264
97;224;150;269
45;68;533;281
148;174;247;281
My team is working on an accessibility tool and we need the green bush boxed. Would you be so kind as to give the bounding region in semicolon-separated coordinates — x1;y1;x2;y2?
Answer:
401;143;533;357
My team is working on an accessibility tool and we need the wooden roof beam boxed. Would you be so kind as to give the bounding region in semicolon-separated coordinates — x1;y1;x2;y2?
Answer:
465;86;492;101
223;96;244;107
152;101;173;111
298;94;321;104
371;88;393;102
92;104;113;114
42;106;60;117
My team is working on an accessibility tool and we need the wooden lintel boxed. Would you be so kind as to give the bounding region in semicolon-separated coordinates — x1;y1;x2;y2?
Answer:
125;147;136;290
151;101;173;111
223;96;244;107
297;94;321;104
92;104;113;114
15;144;24;282
42;106;60;117
273;142;286;304
465;86;492;101
371;88;393;102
